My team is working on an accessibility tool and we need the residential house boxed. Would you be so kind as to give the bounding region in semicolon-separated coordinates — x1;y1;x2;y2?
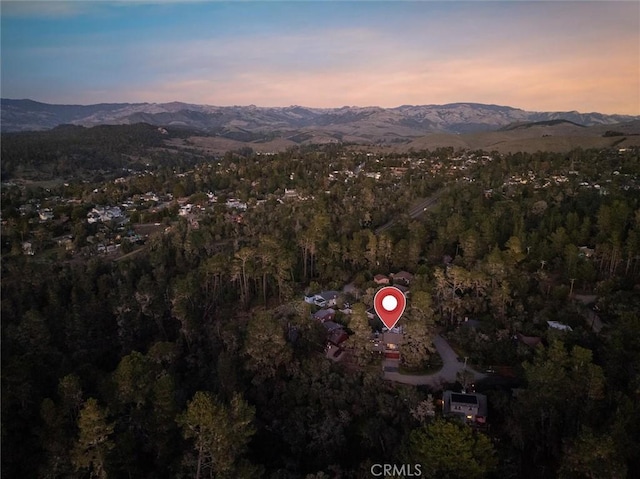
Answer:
382;331;403;360
87;206;125;224
143;192;159;202
225;198;247;211
54;234;74;251
283;189;299;200
374;274;390;285
313;308;336;322
38;209;54;221
323;321;349;346
22;241;34;256
325;344;345;362
515;333;542;348
547;320;572;332
443;391;488;424
179;204;193;216
392;271;414;285
322;322;349;362
319;290;340;307
305;290;341;308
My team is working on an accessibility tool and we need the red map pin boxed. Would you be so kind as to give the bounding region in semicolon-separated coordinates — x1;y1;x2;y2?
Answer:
374;286;406;330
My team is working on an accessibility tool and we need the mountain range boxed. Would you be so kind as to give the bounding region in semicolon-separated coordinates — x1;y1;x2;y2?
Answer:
2;99;639;154
2;98;637;135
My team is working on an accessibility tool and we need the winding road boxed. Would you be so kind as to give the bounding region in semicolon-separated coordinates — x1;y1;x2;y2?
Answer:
382;334;486;389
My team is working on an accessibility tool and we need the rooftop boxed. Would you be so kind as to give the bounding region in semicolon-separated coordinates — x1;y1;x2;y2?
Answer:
450;393;478;405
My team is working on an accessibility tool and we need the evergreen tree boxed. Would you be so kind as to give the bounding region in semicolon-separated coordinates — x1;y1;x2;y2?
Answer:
71;398;115;479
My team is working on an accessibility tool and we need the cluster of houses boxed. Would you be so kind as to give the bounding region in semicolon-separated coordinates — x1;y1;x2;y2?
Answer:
304;290;350;361
304;272;415;362
87;205;126;224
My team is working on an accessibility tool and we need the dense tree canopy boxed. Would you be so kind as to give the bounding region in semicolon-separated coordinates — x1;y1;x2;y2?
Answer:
2;135;639;477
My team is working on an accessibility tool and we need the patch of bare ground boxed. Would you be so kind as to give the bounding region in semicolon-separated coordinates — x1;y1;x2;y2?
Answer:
165;136;298;155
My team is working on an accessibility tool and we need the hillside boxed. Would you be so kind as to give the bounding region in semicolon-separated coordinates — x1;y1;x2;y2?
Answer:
2;99;637;140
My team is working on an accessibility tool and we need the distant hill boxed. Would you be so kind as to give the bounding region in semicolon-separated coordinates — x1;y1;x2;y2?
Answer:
499;119;587;131
398;119;640;154
2;99;637;143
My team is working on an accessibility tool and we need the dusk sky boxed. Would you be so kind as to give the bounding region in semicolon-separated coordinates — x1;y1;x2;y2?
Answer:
1;1;639;114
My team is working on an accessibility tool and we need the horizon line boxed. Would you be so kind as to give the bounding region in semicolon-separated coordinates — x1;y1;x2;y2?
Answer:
2;97;638;117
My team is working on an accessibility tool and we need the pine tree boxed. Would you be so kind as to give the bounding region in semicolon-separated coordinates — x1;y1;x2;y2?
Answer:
178;391;257;479
71;398;115;479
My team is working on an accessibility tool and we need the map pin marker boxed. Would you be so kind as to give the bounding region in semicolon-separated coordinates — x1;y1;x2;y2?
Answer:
374;286;406;330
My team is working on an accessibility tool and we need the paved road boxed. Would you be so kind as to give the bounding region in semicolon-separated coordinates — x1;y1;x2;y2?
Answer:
382;334;486;389
375;189;445;234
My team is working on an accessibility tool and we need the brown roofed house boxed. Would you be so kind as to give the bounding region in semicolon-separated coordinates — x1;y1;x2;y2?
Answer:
392;271;414;285
374;274;390;285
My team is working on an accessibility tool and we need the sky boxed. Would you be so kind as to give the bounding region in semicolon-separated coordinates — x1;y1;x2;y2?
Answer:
1;0;639;114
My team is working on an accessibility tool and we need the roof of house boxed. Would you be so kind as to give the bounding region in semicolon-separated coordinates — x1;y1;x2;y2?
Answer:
319;290;340;300
450;393;479;405
328;329;349;345
322;320;343;332
314;309;336;320
547;320;573;331
393;271;414;281
383;331;403;344
516;333;542;348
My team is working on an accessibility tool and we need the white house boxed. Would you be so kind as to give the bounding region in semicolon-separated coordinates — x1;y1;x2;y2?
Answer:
547;321;572;332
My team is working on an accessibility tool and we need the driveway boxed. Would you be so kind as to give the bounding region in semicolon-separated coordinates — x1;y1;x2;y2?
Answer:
382;334;486;389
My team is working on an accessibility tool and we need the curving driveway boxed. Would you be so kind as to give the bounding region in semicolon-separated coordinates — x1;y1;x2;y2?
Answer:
382;334;486;389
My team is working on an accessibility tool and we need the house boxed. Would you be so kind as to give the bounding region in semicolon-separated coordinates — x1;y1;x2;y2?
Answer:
313;308;336;322
325;344;346;362
374;274;390;285
225;198;247;211
38;209;54;221
321;322;349;359
322;321;343;333
22;241;34;256
382;331;403;359
142;192;159;202
323;321;349;345
179;204;193;216
319;290;340;307
54;235;74;251
87;211;101;224
87;206;126;224
305;290;341;308
304;294;317;305
547;320;572;332
515;333;542;348
283;189;299;200
304;294;328;307
443;391;488;424
392;271;414;285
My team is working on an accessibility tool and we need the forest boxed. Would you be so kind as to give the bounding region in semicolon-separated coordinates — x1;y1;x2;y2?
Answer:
2;128;640;479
